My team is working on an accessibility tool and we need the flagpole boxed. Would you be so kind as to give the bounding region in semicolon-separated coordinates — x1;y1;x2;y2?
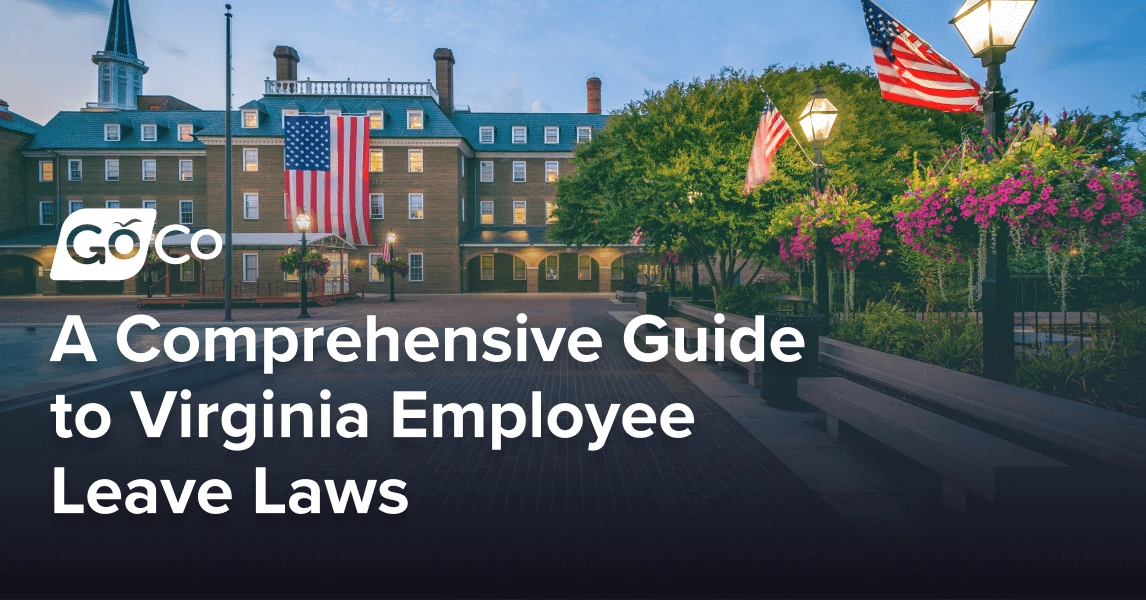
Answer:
223;4;234;322
753;82;815;167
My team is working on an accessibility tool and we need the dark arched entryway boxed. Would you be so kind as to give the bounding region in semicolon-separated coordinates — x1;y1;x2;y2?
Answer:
467;253;528;293
0;255;39;295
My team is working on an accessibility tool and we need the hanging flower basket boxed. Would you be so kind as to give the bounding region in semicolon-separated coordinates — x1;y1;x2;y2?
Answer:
768;184;883;271
373;256;409;279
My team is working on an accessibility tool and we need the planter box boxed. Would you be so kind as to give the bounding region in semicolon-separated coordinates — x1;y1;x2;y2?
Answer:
615;290;638;303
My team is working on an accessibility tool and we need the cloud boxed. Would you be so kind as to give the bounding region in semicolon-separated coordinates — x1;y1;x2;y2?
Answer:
20;0;108;16
493;76;523;112
530;99;552;113
332;0;357;16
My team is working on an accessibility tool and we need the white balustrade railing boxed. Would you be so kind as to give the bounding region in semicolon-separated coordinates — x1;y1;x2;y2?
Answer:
264;79;438;102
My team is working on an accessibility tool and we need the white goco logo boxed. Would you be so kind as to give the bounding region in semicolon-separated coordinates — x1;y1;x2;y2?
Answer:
51;209;223;281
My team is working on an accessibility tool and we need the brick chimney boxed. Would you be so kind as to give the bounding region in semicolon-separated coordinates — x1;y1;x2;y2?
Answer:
586;77;601;114
434;48;455;118
273;46;300;81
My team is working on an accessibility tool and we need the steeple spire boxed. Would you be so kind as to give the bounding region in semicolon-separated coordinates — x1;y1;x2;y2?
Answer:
103;0;138;58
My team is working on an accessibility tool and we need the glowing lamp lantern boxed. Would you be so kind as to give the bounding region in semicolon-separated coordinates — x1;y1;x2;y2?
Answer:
798;83;838;148
387;230;396;244
951;0;1036;65
295;210;312;233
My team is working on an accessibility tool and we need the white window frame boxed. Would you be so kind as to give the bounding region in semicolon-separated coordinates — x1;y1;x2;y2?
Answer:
461;196;466;222
180;260;195;282
513;200;527;225
369;149;384;173
545;161;559;183
511;126;527;144
177;124;193;142
178;159;193;182
460;154;465;177
480;254;495;280
406;110;424;130
513;256;526;280
105;200;120;209
480;200;494;225
284;194;289;220
544;126;559;144
241;110;259;128
69;200;84;214
478;126;494;144
408;253;424;282
280;109;298;128
141;159;157;181
141;200;156;211
243;147;258;172
546;201;557;224
179;200;194;225
367;253;385;282
479;161;494;183
104;123;120;142
104;159;120;182
369;194;384;220
242;253;259;282
577;126;592;143
367;110;384;130
545;255;559;280
243;193;259;220
512;161;526;183
578;255;592;280
38;160;53;183
39;201;54;226
68;159;82;181
611;257;625;280
408;193;424;220
408;149;424;173
140;123;157;142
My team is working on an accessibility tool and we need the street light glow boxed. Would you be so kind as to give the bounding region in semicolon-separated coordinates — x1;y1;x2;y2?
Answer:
798;82;838;147
951;0;1037;59
387;230;397;244
295;210;311;233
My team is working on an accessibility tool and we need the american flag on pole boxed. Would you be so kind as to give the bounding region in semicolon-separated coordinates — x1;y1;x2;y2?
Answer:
862;0;982;114
381;242;391;262
743;94;792;195
284;115;374;245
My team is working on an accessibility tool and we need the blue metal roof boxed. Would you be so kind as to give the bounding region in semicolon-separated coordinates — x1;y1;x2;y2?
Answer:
194;96;465;140
453;112;608;152
0;111;42;137
22;110;212;151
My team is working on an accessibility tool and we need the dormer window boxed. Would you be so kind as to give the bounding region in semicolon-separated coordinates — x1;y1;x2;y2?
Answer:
368;110;384;129
512;126;527;144
479;126;494;144
407;110;424;130
281;109;299;128
242;110;259;128
104;123;121;142
177;124;193;142
577;126;592;143
544;127;559;144
141;124;157;142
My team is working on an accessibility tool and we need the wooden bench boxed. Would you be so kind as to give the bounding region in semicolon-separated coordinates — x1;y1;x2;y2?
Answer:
672;301;764;387
799;377;1071;511
665;316;700;352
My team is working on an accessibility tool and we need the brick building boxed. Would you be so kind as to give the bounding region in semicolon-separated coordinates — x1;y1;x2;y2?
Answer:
0;0;640;296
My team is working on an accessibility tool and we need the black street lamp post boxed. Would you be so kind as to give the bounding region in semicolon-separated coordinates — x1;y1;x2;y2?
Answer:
223;3;234;322
387;230;397;302
296;210;311;319
951;0;1037;381
798;82;839;334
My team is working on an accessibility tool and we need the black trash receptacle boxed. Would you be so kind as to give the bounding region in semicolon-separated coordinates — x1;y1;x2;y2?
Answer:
637;290;670;318
760;312;823;410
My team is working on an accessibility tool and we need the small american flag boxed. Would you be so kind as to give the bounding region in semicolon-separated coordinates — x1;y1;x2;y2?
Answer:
381;242;391;263
284;115;374;245
744;94;792;195
863;0;982;114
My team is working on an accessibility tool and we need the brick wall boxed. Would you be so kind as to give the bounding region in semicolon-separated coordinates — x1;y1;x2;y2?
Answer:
0;130;30;231
473;156;569;227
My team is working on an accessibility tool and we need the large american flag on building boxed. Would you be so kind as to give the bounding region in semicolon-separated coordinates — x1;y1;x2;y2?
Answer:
743;95;792;195
284;115;374;245
862;0;982;114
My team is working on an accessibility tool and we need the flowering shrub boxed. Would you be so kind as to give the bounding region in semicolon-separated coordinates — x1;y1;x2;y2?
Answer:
278;247;331;277
769;185;883;270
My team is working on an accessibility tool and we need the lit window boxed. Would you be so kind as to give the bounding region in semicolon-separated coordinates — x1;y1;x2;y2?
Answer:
370;194;384;219
141;159;156;181
408;193;424;219
368;110;384;129
578;255;592;280
545;255;558;280
407;110;424;130
513;256;526;280
577;126;592;143
408;253;423;282
243;148;259;172
281;109;298;128
545;161;559;183
105;159;120;182
142;200;156;211
179;200;193;225
104;124;121;141
180;261;195;282
480;200;494;225
368;253;385;282
178;124;193;142
369;150;384;173
480;254;494;280
69;200;84;214
479;161;493;182
512;126;527;144
179;160;193;181
546;201;557;224
479;126;494;144
105;200;120;209
512;161;526;182
242;253;259;282
141;124;157;142
408;149;423;173
243;193;259;220
39;201;54;226
242;110;259;128
544;127;559;144
513;200;526;225
611;257;625;279
39;161;53;182
68;159;82;181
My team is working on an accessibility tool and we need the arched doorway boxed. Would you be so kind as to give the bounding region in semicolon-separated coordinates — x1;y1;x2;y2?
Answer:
467;253;528;293
0;255;40;295
538;254;599;293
